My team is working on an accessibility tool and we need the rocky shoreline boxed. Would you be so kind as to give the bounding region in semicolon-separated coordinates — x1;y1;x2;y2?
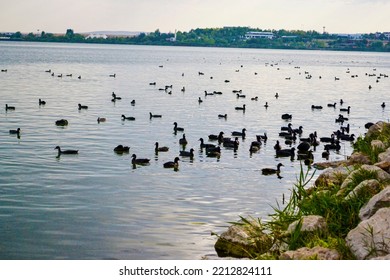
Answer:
212;121;390;260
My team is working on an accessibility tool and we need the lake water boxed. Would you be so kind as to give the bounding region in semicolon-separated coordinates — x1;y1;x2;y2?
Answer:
0;41;389;260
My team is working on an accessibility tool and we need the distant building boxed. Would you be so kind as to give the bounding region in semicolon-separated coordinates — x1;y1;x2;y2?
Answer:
335;33;363;40
383;32;390;40
85;34;108;39
244;31;275;40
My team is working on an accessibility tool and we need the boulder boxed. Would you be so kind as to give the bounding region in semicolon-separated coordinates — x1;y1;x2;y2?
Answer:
214;223;273;258
371;140;386;151
314;166;350;188
280;246;340;260
374;161;390;173
359;186;390;220
366;121;385;138
344;179;381;201
378;147;390;162
286;215;327;234
347;152;372;165
346;207;390;259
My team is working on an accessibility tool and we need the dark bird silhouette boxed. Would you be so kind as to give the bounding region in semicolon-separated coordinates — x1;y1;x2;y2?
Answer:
199;138;216;149
218;114;227;119
9;128;21;135
235;104;246;111
55;119;68;126
262;163;284;175
39;99;46;105
121;115;135;121
112;93;122;100
55;146;78;156
155;142;169;153
131;154;150;165
163;157;180;169
179;134;188;146
150;112;162;118
179;148;194;158
114;145;130;154
78;104;88;110
97;117;106;123
173;122;184;132
5;104;15;111
232;128;246;138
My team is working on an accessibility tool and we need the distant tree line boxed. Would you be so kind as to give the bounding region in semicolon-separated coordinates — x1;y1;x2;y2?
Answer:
1;27;389;52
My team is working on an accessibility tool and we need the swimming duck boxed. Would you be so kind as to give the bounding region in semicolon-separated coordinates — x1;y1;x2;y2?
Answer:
381;102;386;108
173;122;184;132
131;154;150;165
327;102;336;108
109;74;116;78
112;92;122;100
281;113;292;120
251;96;258;101
9;128;21;135
218;114;227;119
114;145;130;153
322;148;330;159
150;112;162;118
274;140;281;151
121;115;135;121
55;119;68;126
179;148;194;158
54;146;78;155
163;157;180;168
276;147;295;158
155;142;169;152
209;131;224;142
262;163;284;175
235;104;246;111
179;134;188;145
264;102;269;108
198;97;203;103
78;104;88;110
340;106;351;113
236;93;246;98
97;117;106;123
39;99;46;105
232;128;246;138
256;133;268;142
199;138;216;149
206;146;221;158
249;142;260;153
130;100;135;106
5;104;15;111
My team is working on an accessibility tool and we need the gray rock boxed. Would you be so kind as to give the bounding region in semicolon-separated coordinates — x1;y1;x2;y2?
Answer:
214;222;273;258
346;207;390;259
280;246;340;260
348;152;372;165
359;186;390;220
371;140;386;151
314;166;350;188
366;121;385;138
378;147;390;163
287;215;327;234
344;179;381;201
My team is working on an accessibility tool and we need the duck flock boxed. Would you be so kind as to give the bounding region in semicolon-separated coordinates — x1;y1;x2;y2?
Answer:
2;49;390;183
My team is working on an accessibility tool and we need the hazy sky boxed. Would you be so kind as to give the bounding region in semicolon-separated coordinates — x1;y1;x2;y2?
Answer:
1;0;389;34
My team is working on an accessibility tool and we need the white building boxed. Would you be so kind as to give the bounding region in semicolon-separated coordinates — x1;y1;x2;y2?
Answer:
85;34;108;39
244;31;275;40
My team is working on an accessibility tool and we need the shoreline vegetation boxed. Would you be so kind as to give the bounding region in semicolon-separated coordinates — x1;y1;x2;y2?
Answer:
1;27;390;52
211;121;390;260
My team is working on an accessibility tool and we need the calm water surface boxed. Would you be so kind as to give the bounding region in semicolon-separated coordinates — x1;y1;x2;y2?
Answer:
0;42;389;259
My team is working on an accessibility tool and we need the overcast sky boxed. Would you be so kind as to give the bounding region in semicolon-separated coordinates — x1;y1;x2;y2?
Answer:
1;0;389;34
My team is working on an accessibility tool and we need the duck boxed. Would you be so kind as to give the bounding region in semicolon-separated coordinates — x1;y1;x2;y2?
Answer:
311;105;323;109
179;134;188;145
173;122;184;132
199;138;216;149
322;148;330;159
78;75;81;79
276;147;295;158
9;128;21;135
236;93;246;98
297;141;311;152
155;142;169;152
209;131;224;142
54;146;78;155
114;145;130;153
235;104;246;111
130;100;136;105
381;102;386;108
78;104;88;110
223;137;239;150
149;82;156;86
39;99;46;105
274;140;282;151
131;154;150;165
264;102;269;108
251;96;258;101
340;106;351;113
204;91;214;96
5;104;15;111
262;163;284;175
121;115;135;121
179;148;194;158
324;141;341;151
55;119;68;126
109;74;116;77
256;133;268;142
206;146;221;158
275;92;279;98
150;112;162;118
249;142;260;153
327;102;336;108
281;113;292;120
97;117;106;123
163;157;180;169
218;114;227;119
198;97;203;103
232;128;246;138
